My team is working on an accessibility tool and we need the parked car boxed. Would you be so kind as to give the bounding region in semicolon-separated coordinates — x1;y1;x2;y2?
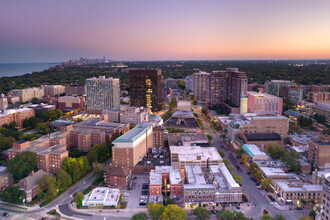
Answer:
141;190;149;195
2;212;9;217
247;172;251;175
124;193;129;197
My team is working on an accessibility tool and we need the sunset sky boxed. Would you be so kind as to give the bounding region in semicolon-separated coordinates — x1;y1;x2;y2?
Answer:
1;0;330;62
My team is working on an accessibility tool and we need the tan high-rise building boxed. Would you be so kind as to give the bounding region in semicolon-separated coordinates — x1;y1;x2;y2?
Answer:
0;94;8;111
193;71;209;102
112;124;153;168
308;136;330;169
9;87;44;102
43;85;65;97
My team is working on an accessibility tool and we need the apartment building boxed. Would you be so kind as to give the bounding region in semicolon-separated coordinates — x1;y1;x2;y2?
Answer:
65;84;86;96
240;91;283;116
165;78;178;89
282;86;303;103
308;92;330;104
309;103;330;122
321;173;330;220
273;179;323;205
264;80;297;97
193;71;209;102
153;126;165;148
0;167;12;191
119;106;152;125
207;68;248;107
170;146;223;170
112;124;153;168
308;136;330;169
129;69;163;113
0;108;35;128
104;166;132;189
58;96;86;111
9;87;45;102
43;85;65;97
184;75;194;92
312;85;330;93
8;131;69;174
86;76;120;111
0;94;8;111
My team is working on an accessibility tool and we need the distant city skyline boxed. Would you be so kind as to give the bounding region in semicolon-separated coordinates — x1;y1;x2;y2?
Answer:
1;0;330;62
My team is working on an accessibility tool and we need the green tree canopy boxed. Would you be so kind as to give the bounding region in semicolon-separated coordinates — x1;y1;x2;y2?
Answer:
132;213;148;220
1;186;26;204
56;168;72;192
193;207;211;220
161;204;187;220
7;151;37;181
148;203;165;220
92;163;104;179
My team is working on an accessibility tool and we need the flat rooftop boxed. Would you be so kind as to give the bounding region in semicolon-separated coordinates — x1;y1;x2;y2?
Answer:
149;170;162;185
274;180;323;192
170;146;222;162
242;144;267;157
259;167;288;178
164;117;200;130
113;124;151;143
83;187;120;205
243;133;281;141
169;170;182;185
210;164;240;190
168;133;209;147
247;91;281;99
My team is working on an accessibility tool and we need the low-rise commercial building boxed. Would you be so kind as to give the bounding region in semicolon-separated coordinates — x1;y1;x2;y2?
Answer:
238;133;282;150
0;108;35;129
164;110;201;132
82;187;120;207
28;103;56;113
168;133;209;148
309;103;330;122
170;146;222;169
242;144;270;161
273;179;323;205
228;116;289;147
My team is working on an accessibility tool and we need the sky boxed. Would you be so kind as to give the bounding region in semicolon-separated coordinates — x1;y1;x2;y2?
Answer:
1;0;330;63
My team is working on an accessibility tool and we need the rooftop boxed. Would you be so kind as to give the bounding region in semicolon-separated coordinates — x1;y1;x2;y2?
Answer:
247;91;281;99
242;144;267;157
150;170;162;185
164;117;200;130
259;167;288;178
243;133;281;141
83;187;120;205
155;166;174;174
19;170;50;191
170;146;222;162
275;180;323;192
113;124;152;143
169;170;182;185
168;133;209;147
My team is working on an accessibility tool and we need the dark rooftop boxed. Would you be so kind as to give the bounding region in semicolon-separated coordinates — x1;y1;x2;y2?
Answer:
106;166;131;177
164;117;200;130
244;133;281;141
15;140;29;144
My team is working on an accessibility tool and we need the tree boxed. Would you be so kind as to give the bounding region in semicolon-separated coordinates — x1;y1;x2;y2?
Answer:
38;175;58;202
261;179;273;192
216;210;234;220
309;210;316;219
1;186;26;204
241;154;250;163
148;203;165;220
261;214;274;220
218;151;225;158
266;144;285;160
232;174;243;184
161;204;187;220
178;80;186;90
56;169;72;192
132;213;148;220
7;151;37;181
62;157;84;183
92;163;104;179
86;150;98;164
193;207;211;220
274;214;286;220
206;135;213;142
73;192;84;206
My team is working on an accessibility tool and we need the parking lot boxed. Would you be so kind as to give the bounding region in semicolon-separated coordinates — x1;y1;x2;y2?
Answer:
123;175;150;209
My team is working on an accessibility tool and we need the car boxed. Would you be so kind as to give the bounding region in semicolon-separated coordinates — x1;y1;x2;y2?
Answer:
141;195;148;199
211;210;218;215
142;180;149;184
250;177;257;182
247;172;251;175
236;207;240;210
236;165;240;170
296;207;303;210
141;190;148;195
133;177;137;180
124;193;129;197
2;212;9;217
139;200;147;206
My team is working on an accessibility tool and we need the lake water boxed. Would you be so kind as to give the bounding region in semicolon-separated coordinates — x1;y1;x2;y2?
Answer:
0;63;60;78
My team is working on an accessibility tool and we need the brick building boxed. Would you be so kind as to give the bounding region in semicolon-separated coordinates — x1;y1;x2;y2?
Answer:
104;166;132;189
308;136;330;169
153;126;165;148
58;96;86;111
0;108;35;129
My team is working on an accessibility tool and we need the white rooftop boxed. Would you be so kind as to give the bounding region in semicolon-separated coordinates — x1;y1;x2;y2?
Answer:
169;170;182;185
170;146;222;162
259;167;288;178
243;144;267;157
275;180;323;192
82;187;120;206
210;164;240;189
155;166;174;174
150;170;162;185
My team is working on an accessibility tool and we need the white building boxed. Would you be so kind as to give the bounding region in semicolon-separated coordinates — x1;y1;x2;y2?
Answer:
82;187;120;207
193;71;209;102
242;144;269;161
177;100;191;111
